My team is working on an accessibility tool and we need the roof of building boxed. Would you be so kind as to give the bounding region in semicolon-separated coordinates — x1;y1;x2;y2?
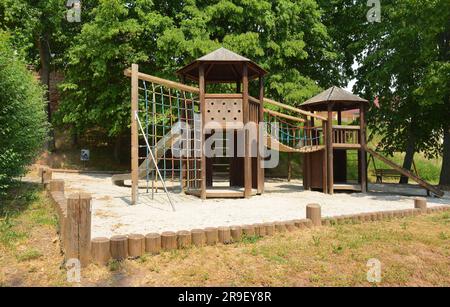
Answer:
176;47;267;83
301;86;368;111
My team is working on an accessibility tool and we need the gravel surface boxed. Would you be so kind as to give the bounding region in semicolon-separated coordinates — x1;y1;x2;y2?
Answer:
49;172;449;238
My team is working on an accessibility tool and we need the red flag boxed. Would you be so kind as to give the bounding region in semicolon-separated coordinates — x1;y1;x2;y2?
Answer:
374;96;380;108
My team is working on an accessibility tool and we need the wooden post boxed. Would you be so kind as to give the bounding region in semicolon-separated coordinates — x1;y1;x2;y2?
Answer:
91;237;111;266
204;227;219;245
360;103;367;193
49;179;64;193
191;229;206;246
66;193;92;267
257;76;265;194
110;235;128;260
230;226;242;241
218;226;232;244
242;63;252;198
131;64;139;205
303;115;311;190
242;224;255;236
145;233;161;254
275;222;287;232
177;230;191;249
128;234;145;258
287;152;292;182
322;120;328;193
306;203;321;226
161;231;177;250
199;64;207;200
414;197;427;211
263;223;275;236
42;167;52;186
327;105;334;194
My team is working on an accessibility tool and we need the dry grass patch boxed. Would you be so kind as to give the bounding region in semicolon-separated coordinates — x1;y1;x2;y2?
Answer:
81;212;450;286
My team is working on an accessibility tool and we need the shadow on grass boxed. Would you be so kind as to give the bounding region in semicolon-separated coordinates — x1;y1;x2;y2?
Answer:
0;181;43;218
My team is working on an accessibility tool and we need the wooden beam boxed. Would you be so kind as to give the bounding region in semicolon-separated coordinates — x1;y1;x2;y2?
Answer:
263;109;306;123
131;64;139;205
360;104;367;193
322;120;328;193
243;63;252;198
199;64;206;200
263;97;327;121
258;76;265;194
124;69;200;94
327;105;334;194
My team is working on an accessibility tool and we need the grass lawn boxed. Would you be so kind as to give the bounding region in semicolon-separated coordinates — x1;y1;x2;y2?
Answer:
1;182;449;286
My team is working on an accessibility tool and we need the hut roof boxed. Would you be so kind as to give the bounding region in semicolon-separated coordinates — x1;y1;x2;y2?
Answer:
176;47;267;83
301;86;368;111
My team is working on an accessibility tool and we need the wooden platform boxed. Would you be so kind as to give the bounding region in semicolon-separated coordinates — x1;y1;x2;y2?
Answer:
186;187;258;198
333;183;362;191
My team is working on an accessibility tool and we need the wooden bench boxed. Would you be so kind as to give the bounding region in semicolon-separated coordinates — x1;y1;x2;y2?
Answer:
373;169;403;183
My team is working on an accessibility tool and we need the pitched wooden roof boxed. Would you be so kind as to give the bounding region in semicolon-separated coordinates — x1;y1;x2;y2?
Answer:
301;86;368;111
176;47;267;83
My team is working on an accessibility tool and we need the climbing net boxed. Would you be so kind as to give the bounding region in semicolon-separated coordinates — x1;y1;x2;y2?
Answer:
137;80;202;197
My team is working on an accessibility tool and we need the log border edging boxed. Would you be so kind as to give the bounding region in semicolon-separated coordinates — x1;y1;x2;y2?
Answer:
41;169;449;267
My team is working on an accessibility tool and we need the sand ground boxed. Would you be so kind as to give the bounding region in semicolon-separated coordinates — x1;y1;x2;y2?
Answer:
40;172;450;238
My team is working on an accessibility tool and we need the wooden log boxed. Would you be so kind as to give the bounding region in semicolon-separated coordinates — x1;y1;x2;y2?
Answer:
263;222;275;235
66;193;92;267
306;204;321;226
145;233;161;254
110;235;128;260
304;219;313;228
255;223;266;236
293;219;303;228
42;167;53;186
322;218;331;226
177;230;191;249
286;221;296;231
242;224;256;236
91;237;111;266
161;231;177;250
49;179;64;193
253;224;261;236
414;197;427;211
218;227;232;244
131;64;139;205
275;222;286;232
230;226;242;241
128;234;145;258
191;229;206;247
204;227;219;245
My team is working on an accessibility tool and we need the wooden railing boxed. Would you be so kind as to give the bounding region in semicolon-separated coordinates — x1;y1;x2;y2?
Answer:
332;125;360;146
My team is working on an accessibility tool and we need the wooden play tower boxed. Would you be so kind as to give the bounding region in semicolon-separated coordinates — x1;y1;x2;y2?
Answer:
300;86;369;194
176;47;267;199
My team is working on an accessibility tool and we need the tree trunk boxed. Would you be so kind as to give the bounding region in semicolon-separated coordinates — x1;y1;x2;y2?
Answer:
399;133;416;184
38;34;55;150
439;127;450;186
114;135;123;163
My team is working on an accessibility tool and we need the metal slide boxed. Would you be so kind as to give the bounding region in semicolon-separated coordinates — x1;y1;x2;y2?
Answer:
111;122;182;186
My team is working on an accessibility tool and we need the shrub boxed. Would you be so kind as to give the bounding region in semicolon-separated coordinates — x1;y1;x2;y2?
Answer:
0;32;49;196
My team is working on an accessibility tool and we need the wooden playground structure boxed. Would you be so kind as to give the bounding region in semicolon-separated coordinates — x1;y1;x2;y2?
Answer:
114;48;443;206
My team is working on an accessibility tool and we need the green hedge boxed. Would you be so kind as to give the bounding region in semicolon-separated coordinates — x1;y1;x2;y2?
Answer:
0;32;49;196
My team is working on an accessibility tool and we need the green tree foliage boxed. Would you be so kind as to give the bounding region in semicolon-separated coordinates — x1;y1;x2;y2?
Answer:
0;33;49;196
57;0;339;138
321;0;449;185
